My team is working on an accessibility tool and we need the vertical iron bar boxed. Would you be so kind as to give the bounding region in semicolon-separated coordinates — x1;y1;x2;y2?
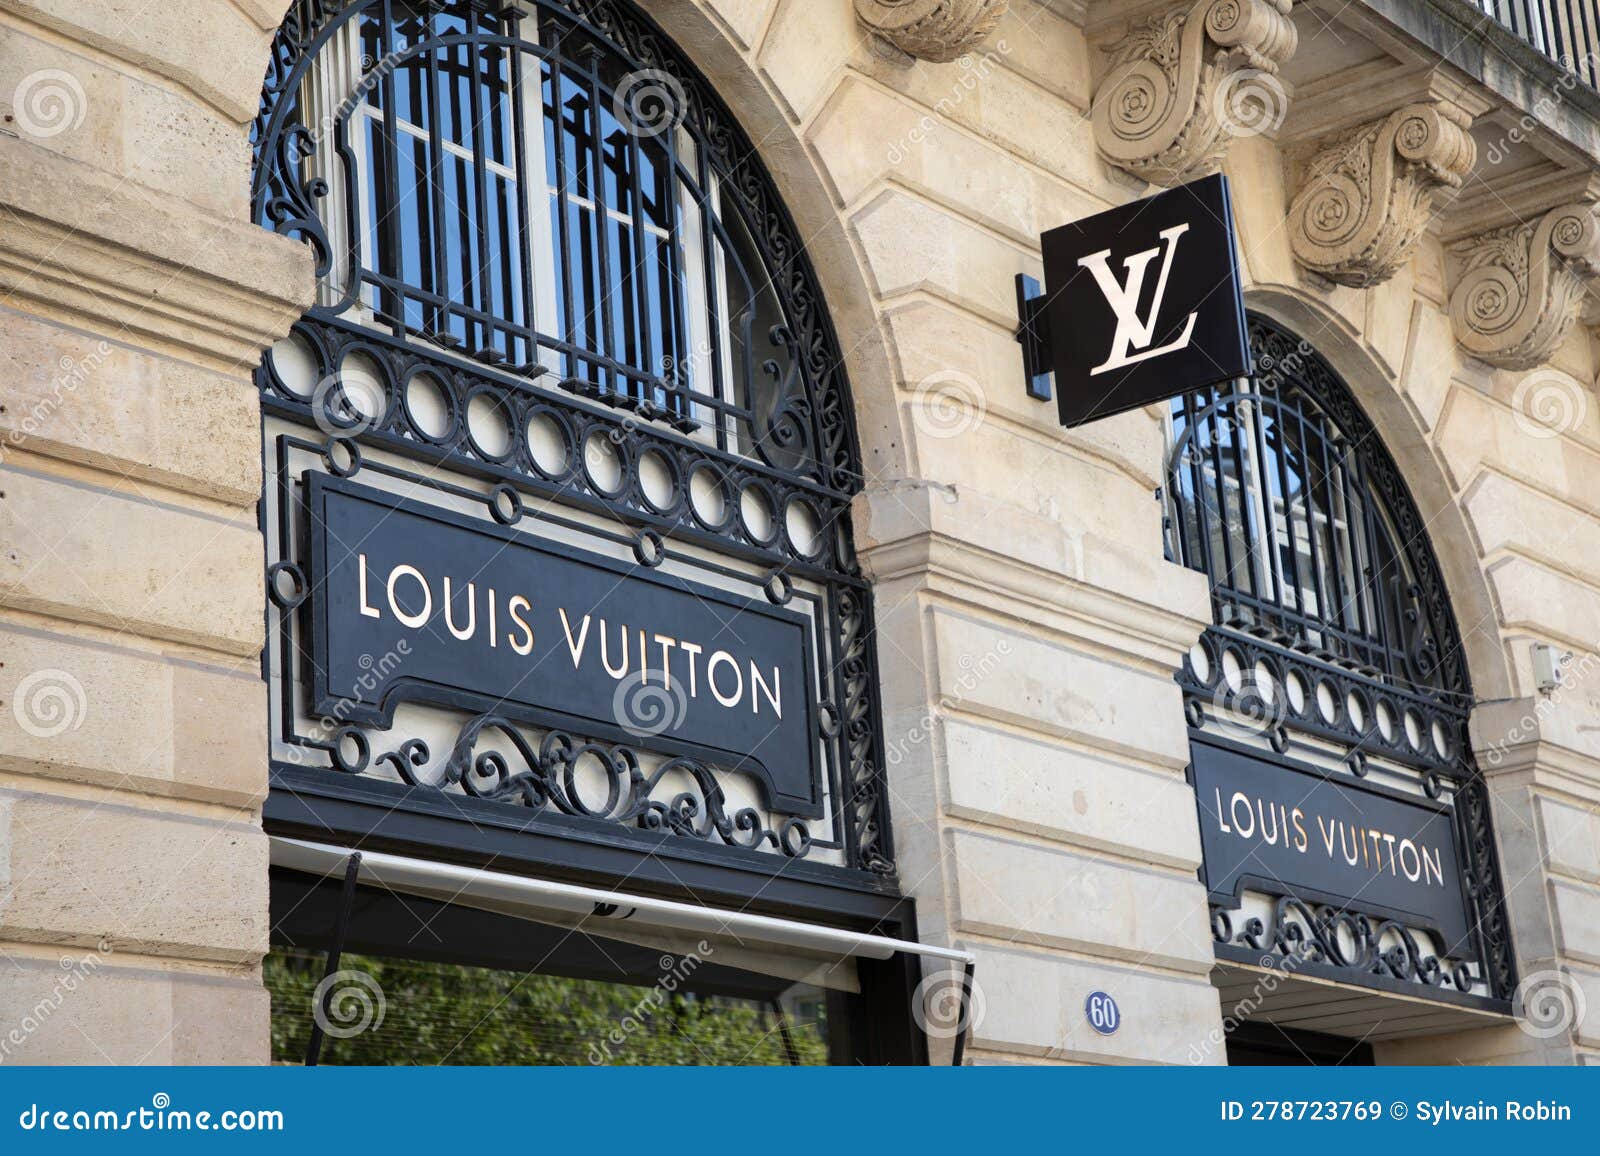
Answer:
1290;398;1332;639
1183;391;1221;621
505;9;538;366
304;851;363;1068
1311;409;1353;639
1229;391;1265;607
695;148;730;452
1333;439;1374;657
1248;394;1290;619
1205;390;1242;608
467;24;495;356
424;11;452;342
378;1;406;335
1349;446;1398;677
550;31;579;379
768;999;801;1066
625;113;653;403
1267;395;1305;619
581;47;616;397
661;122;690;424
950;960;976;1067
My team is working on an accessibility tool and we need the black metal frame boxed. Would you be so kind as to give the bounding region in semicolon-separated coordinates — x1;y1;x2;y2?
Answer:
251;0;927;1064
251;0;895;880
1168;313;1516;1007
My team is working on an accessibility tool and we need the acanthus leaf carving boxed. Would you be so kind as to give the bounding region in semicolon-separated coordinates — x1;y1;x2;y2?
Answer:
1449;201;1600;369
1289;102;1476;287
1091;0;1297;186
854;0;1009;63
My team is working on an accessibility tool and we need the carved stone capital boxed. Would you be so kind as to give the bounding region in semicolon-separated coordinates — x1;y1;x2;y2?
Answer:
1288;102;1475;287
1448;203;1600;370
1091;0;1297;186
854;0;1009;62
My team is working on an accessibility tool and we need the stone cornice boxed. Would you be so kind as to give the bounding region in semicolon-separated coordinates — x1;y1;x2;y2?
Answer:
852;480;1211;672
1350;0;1600;169
0;140;315;374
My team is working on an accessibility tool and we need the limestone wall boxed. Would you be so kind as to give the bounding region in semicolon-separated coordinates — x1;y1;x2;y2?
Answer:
0;0;1597;1065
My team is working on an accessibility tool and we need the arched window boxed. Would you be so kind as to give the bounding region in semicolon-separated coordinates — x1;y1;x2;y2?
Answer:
252;0;892;877
1166;314;1514;1002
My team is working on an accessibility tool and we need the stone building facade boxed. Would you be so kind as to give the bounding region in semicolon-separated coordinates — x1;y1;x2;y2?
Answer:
0;0;1597;1065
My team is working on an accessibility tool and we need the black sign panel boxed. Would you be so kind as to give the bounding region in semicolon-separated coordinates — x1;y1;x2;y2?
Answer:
1029;174;1250;427
303;473;822;817
1190;738;1472;951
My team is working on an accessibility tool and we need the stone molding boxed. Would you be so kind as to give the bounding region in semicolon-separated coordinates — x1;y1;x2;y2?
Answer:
0;141;314;374
1448;202;1600;370
854;0;1010;62
1091;0;1297;186
1288;101;1475;287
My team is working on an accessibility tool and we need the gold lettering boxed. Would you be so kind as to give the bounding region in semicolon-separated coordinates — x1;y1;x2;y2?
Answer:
507;596;534;656
358;554;381;619
707;650;742;708
600;619;630;679
386;564;431;628
750;662;781;718
443;577;476;641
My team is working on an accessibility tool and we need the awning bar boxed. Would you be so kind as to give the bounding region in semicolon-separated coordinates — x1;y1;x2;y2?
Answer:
270;836;975;967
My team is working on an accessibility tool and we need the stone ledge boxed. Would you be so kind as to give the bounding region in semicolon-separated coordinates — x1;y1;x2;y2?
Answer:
0;464;264;657
854;479;1212;670
947;827;1215;972
964;940;1224;1063
0;788;268;965
0;308;262;505
0;621;266;808
0;137;315;374
0;951;268;1064
941;717;1204;870
0;0;287;124
1354;0;1600;167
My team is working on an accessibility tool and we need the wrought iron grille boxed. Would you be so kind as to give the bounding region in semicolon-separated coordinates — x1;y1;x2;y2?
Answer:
1166;314;1516;1003
1475;0;1600;89
251;0;894;876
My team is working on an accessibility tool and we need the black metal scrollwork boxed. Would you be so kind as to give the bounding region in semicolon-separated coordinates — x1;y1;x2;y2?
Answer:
1213;898;1476;992
1173;314;1515;1002
254;0;893;875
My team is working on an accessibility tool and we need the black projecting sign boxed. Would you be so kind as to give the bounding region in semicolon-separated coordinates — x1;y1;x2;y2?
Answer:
303;473;822;817
1017;173;1250;427
1190;737;1473;951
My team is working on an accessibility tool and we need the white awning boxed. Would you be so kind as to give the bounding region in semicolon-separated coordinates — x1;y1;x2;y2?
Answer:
271;837;972;993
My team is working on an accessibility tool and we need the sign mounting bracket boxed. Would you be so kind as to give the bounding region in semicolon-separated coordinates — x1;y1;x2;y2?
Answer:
1014;273;1054;402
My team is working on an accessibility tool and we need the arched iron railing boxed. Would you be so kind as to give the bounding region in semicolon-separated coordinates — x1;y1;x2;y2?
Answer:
1168;313;1515;1002
251;0;894;875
